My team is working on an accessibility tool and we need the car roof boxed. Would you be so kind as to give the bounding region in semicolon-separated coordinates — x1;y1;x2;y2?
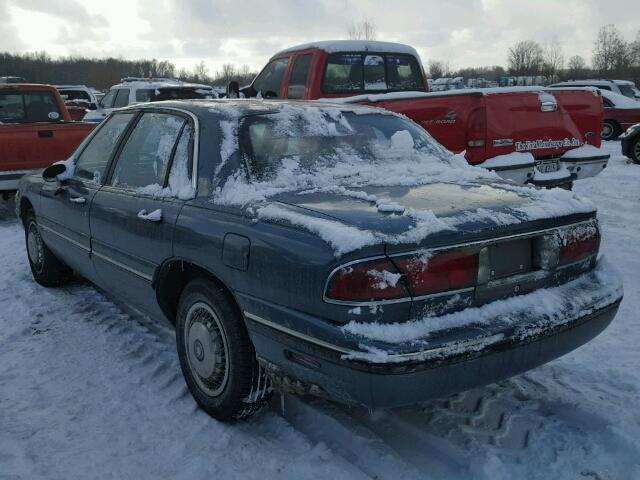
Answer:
122;98;389;119
0;83;58;92
273;40;420;58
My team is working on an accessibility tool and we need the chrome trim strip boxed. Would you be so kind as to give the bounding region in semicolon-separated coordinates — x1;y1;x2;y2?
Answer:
323;220;597;306
243;311;506;362
92;250;153;281
39;224;90;252
244;311;354;355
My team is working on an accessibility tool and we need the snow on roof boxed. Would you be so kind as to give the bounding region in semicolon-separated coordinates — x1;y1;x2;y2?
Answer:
600;89;640;109
274;40;420;58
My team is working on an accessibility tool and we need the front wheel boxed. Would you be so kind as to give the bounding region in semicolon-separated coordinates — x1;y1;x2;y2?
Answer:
175;279;271;421
630;136;640;165
24;211;71;287
601;120;620;141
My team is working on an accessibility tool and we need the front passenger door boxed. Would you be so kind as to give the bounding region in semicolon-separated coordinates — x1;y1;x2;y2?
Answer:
90;110;195;318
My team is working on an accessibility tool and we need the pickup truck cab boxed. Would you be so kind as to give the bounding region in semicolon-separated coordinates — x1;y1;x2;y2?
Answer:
239;40;609;188
0;84;95;192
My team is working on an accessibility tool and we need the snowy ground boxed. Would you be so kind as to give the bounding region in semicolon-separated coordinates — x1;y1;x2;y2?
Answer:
1;141;639;480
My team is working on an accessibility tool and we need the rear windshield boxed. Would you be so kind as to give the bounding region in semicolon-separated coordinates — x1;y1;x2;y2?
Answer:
240;108;449;181
0;91;62;123
322;52;424;94
59;90;91;103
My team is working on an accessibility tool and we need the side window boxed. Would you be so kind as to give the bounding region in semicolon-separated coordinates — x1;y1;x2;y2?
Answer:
0;93;26;122
74;113;135;184
322;53;363;93
603;98;614;108
599;86;612;91
135;89;156;102
110;113;185;190
287;54;312;99
167;124;195;198
386;54;424;90
113;89;130;108
252;57;289;98
363;55;386;91
100;90;117;109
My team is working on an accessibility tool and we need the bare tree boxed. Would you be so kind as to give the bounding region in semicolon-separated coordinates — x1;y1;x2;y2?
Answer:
427;60;449;79
592;24;632;74
567;55;587;78
348;19;377;40
508;40;544;76
192;61;210;83
543;37;564;81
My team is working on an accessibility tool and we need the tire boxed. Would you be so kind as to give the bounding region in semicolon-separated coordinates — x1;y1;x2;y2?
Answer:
175;278;271;421
601;120;620;141
24;211;71;287
631;137;640;165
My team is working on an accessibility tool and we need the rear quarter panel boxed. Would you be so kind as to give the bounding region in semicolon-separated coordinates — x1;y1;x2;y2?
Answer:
606;107;640;129
551;90;603;147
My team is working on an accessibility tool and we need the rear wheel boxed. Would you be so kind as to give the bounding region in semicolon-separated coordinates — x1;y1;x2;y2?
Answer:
24;211;71;287
601;120;620;141
175;279;271;421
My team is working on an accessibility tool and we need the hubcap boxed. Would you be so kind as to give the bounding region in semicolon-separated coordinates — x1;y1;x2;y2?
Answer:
602;123;613;139
184;302;229;397
634;140;640;162
27;224;44;271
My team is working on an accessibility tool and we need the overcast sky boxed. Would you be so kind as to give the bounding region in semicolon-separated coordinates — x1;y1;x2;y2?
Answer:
2;0;638;75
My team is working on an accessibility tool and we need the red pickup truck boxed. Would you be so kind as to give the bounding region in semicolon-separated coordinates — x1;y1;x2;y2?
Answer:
0;84;95;192
237;40;609;187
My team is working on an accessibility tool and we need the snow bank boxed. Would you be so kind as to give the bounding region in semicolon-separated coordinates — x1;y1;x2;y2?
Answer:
342;258;622;354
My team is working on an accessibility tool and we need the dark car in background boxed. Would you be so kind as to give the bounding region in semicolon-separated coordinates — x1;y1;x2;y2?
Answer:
621;123;640;164
16;100;623;421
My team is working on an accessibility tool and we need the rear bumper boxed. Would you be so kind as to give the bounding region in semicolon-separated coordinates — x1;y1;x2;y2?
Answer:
484;149;609;187
0;169;38;192
241;259;623;408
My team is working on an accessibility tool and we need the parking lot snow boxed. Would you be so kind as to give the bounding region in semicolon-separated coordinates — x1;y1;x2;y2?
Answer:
1;141;639;479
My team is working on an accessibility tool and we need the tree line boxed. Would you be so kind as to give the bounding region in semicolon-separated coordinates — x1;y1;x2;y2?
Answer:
0;52;257;90
428;24;640;84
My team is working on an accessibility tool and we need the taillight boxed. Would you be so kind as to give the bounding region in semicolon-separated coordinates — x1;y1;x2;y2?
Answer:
466;107;486;148
395;250;478;296
325;259;408;301
325;250;479;302
559;230;600;265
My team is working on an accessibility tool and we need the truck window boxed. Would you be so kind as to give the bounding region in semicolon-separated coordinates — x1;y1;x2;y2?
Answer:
287;54;312;99
60;90;91;102
113;89;130;108
111;113;186;189
386;54;423;90
74;113;136;184
100;90;117;109
136;89;156;102
253;58;289;98
0;91;62;123
323;53;363;93
363;55;387;90
617;84;635;98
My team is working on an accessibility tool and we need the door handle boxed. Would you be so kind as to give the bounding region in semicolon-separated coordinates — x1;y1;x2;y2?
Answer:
137;209;162;222
69;196;86;204
38;130;54;138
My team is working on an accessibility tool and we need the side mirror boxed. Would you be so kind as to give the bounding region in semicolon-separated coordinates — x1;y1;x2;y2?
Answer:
227;81;240;99
42;163;66;181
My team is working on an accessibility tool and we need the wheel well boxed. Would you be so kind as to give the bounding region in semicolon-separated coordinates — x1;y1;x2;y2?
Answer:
154;260;236;325
19;197;34;225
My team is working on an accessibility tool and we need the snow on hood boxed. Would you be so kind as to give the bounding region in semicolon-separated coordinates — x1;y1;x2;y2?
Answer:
211;103;595;256
600;89;640;109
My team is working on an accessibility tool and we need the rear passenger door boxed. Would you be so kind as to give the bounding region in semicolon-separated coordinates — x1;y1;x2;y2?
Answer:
89;110;196;318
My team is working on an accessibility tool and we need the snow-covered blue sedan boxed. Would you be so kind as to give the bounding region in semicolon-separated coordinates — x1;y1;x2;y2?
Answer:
16;100;623;421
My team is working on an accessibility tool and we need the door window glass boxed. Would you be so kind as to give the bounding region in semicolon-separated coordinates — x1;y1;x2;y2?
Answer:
252;57;289;98
74;113;135;184
110;113;185;189
287;54;312;99
113;89;130;108
323;53;363;93
100;90;117;108
167;124;195;198
386;54;423;90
